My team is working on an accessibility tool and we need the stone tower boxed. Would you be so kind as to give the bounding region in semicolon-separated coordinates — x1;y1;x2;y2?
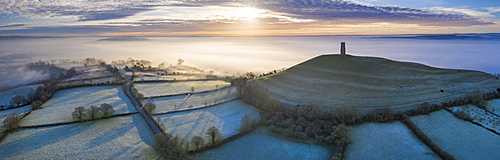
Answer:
340;42;346;55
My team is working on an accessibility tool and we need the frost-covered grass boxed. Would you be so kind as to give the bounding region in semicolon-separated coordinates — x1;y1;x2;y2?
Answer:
63;71;113;81
133;74;209;82
58;77;116;87
193;127;331;160
75;65;107;73
344;121;439;160
0;85;39;106
449;105;500;133
20;86;136;126
135;80;230;97
485;99;500;116
410;110;500;159
149;86;238;113
154;100;259;144
0;114;159;159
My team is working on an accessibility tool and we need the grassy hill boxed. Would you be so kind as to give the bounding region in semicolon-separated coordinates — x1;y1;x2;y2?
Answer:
249;54;500;111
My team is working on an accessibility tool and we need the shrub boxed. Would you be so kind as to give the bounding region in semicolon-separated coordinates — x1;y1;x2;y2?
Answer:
144;102;156;114
239;115;257;132
31;100;43;110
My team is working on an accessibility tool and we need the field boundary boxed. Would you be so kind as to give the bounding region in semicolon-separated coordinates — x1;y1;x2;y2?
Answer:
153;98;238;115
401;115;455;160
133;78;221;83
188;124;259;154
19;112;139;129
144;85;232;99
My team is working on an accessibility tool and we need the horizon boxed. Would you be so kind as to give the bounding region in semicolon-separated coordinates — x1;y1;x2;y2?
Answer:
1;0;500;36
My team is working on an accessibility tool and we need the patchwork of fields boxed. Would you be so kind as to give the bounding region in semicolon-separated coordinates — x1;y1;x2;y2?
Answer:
409;110;500;159
2;71;500;160
154;100;260;143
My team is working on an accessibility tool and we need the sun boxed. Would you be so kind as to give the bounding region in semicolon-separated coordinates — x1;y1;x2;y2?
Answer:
231;7;264;21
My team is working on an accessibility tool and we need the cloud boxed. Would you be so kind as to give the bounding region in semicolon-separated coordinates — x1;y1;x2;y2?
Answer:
485;7;500;13
429;7;494;18
0;0;178;21
0;23;26;28
256;0;494;26
0;0;496;36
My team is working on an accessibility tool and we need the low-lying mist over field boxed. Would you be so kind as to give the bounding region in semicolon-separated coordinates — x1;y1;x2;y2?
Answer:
1;35;499;74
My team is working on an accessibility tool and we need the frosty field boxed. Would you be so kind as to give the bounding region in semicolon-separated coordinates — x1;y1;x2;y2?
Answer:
344;121;439;160
409;110;500;159
135;80;230;97
133;74;209;82
62;71;113;82
193;127;332;160
154;100;259;144
449;105;500;133
150;86;238;113
0;114;159;159
20;86;136;126
0;85;39;105
486;99;500;115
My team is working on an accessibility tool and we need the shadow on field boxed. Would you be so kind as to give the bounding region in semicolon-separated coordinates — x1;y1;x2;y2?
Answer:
0;125;80;158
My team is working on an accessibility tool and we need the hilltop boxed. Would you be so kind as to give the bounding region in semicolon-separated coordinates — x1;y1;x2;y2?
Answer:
249;54;500;111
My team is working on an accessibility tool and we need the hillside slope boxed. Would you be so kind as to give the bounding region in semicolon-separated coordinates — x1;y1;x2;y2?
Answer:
250;54;500;111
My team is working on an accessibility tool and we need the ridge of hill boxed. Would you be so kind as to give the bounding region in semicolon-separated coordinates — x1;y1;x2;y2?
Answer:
249;54;500;111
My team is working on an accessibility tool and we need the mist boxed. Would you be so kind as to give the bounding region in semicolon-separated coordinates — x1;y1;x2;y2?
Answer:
1;36;499;78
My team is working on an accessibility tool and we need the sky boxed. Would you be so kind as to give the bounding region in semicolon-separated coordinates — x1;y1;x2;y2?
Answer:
1;0;499;36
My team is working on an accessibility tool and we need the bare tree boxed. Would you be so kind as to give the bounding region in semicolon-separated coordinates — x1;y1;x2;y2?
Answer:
191;136;205;150
2;111;20;132
72;106;87;121
190;86;195;93
205;126;221;145
87;105;101;120
100;103;114;117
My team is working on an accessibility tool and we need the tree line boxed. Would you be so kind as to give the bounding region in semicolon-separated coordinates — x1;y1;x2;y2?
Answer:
71;103;115;121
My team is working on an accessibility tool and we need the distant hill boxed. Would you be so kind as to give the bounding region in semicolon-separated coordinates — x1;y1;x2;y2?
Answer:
96;37;148;41
371;33;500;40
249;54;500;111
